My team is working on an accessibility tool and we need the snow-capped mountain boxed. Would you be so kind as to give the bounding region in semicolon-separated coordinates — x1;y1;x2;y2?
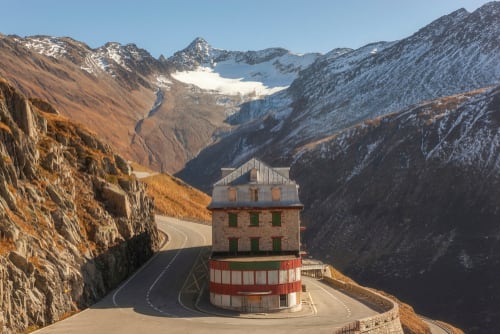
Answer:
14;35;166;82
169;37;320;97
179;2;500;191
2;34;320;173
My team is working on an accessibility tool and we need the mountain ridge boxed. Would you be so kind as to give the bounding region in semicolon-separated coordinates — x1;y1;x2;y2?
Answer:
178;1;500;192
0;33;320;174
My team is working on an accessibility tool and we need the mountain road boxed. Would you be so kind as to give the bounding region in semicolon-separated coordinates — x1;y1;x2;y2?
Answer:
34;216;383;334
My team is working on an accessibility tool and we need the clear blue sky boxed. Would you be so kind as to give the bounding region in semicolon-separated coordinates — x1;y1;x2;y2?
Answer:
0;0;493;58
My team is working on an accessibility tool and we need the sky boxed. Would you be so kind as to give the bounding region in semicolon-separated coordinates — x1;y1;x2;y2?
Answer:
0;0;493;58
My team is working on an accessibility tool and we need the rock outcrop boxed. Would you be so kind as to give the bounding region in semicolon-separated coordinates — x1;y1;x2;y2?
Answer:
0;78;161;334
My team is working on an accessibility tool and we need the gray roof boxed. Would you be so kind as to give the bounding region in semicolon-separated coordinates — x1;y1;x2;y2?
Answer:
214;158;294;186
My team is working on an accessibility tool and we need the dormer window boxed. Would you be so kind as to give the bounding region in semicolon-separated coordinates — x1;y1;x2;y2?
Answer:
272;187;281;201
228;187;237;202
250;168;258;182
250;188;259;202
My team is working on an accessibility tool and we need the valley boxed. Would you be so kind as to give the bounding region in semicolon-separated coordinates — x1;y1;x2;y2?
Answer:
0;2;499;333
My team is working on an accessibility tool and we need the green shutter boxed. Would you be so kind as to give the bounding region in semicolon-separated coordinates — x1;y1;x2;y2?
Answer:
228;213;237;227
229;239;238;253
251;238;259;253
272;238;282;252
250;212;259;226
272;212;281;226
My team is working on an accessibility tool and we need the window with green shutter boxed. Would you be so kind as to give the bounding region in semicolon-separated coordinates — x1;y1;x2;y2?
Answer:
250;212;259;226
229;238;238;253
272;237;282;252
250;238;259;253
228;212;237;227
272;212;281;226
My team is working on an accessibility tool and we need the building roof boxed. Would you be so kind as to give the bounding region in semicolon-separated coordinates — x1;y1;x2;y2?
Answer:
214;158;294;186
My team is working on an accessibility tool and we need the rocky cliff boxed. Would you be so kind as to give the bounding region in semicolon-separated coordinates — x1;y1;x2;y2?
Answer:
0;78;161;333
293;86;500;334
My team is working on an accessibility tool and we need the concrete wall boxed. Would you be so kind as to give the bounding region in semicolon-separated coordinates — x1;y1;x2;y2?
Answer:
324;277;404;334
212;209;301;252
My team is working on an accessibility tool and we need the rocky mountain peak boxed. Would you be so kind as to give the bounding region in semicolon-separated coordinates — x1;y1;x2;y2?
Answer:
476;0;500;15
169;36;220;70
186;37;212;53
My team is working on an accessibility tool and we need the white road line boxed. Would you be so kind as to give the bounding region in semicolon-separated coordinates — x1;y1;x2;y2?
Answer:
112;229;171;307
308;280;352;318
308;292;318;315
167;220;210;316
145;223;189;316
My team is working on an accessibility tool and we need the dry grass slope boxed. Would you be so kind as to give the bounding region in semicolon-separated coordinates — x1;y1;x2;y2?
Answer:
141;173;211;223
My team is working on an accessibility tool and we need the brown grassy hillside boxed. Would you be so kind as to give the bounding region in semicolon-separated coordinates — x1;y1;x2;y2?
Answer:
140;172;211;223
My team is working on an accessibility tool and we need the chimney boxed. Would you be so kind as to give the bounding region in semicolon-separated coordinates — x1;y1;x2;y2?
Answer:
221;168;235;178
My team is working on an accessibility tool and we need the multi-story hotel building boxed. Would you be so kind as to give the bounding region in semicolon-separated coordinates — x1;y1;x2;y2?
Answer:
208;158;303;312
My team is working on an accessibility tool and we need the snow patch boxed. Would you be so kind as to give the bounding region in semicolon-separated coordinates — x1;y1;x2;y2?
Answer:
459;250;473;269
155;75;172;89
172;67;287;97
21;37;67;58
346;139;383;181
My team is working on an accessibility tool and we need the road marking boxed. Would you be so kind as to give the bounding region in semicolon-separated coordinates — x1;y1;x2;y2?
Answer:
145;223;189;316
176;223;210;316
112;229;171;307
307;280;352;318
308;292;318;315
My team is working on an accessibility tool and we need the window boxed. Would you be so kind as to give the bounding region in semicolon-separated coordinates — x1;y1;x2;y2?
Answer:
250;237;259;253
272;237;282;252
279;294;288;307
271;187;281;201
228;187;237;201
243;271;254;285
250;168;258;182
256;271;267;285
268;270;278;284
272;212;281;226
231;271;242;285
288;268;295;282
279;270;288;284
250;188;259;201
250;212;259;226
229;238;238;253
222;270;231;284
228;212;238;227
214;270;221;283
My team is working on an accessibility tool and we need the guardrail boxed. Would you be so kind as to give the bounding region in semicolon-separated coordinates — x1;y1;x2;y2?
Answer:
323;276;404;334
421;316;455;334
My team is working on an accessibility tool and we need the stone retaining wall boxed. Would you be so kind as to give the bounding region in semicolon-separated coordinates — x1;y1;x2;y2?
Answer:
323;276;404;334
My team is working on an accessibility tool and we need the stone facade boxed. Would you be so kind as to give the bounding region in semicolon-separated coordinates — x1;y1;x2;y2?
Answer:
208;158;303;313
211;209;300;253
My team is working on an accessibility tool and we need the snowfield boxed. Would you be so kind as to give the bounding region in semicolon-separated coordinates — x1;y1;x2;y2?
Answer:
172;67;288;96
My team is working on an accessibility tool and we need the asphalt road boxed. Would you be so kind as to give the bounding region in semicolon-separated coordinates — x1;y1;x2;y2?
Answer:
34;216;381;334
